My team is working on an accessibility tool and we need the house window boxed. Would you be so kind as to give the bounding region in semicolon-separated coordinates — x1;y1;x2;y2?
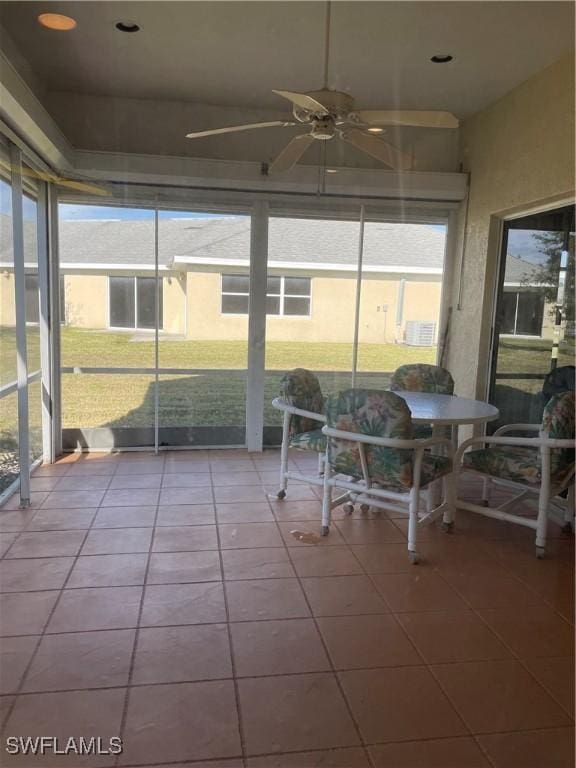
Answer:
109;276;163;330
221;274;311;316
24;274;66;324
500;290;545;336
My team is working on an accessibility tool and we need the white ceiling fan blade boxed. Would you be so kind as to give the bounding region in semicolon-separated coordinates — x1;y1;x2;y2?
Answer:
268;134;316;173
272;90;330;115
341;129;412;171
354;110;459;129
186;121;296;139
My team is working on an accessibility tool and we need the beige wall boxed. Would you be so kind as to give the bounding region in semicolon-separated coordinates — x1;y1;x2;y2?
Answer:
0;272;16;327
446;54;575;398
62;273;186;334
185;269;442;344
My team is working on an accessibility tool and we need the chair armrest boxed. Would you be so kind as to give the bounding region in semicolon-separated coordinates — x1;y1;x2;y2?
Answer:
455;434;576;465
271;397;326;423
322;424;454;455
493;423;541;436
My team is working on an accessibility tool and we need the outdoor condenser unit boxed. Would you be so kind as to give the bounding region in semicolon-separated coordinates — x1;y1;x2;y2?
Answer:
405;321;436;346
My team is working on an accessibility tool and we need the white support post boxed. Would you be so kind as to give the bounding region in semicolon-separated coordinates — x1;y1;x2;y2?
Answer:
154;209;160;454
10;144;31;504
47;185;62;459
351;205;365;389
37;181;53;463
245;200;268;452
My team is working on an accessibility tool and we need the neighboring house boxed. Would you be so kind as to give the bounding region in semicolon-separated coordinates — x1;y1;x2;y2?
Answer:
501;253;555;338
0;213;556;344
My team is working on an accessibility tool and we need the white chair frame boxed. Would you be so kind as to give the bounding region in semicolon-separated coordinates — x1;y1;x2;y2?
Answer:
454;423;576;558
320;425;455;564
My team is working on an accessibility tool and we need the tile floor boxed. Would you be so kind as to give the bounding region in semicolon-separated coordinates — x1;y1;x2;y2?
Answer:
0;448;573;768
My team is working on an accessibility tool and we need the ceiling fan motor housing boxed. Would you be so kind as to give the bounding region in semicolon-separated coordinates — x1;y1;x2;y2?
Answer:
293;89;355;124
310;117;336;140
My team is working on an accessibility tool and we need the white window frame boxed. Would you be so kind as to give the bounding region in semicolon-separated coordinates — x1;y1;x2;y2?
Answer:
221;273;311;317
108;275;163;331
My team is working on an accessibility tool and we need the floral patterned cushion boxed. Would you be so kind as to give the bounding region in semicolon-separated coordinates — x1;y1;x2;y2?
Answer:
280;368;325;436
325;389;451;490
289;429;327;453
390;364;454;395
464;392;575;486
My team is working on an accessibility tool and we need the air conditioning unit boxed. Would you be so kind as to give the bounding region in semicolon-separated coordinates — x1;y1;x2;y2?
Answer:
405;321;436;346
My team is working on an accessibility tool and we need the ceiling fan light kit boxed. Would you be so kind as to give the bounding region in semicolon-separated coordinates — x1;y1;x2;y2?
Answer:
184;3;459;173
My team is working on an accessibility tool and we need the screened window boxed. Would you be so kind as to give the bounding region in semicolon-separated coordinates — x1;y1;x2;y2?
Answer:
501;290;545;336
109;276;162;330
25;274;39;324
221;274;311;316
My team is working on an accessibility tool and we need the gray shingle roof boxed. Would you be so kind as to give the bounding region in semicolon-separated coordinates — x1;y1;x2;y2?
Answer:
504;254;539;284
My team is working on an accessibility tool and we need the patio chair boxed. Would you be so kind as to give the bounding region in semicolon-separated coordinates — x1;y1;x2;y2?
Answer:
390;363;455;438
320;389;455;563
454;391;576;558
272;368;328;499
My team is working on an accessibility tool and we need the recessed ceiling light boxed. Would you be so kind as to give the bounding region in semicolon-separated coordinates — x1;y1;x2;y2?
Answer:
326;168;338;174
115;21;140;33
430;54;453;63
367;127;384;134
38;13;77;31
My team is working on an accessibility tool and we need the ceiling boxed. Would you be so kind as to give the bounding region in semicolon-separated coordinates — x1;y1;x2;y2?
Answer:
1;1;573;118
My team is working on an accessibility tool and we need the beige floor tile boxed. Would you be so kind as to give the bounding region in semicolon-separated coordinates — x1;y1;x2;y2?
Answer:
147;551;222;584
290;546;364;577
218;522;284;549
47;586;143;633
0;557;74;592
226;578;310;621
246;748;370;768
335;518;406;545
350;543;415;573
340;666;466;743
101;488;160;507
318;614;422;669
2;492;48;511
26;508;97;531
210;460;256;472
161;473;213;488
23;629;135;692
108;474;163;489
156;504;216;526
0;533;18;557
372;572;469;613
477;606;575;658
432;660;572;733
114;460;164;475
0;591;59;636
231;619;330;676
239;673;360;754
216;502;275;523
212;471;262;486
221;548;296;580
478;727;575;768
41;490;105;509
278;521;346;547
152;525;218;552
29;477;62;492
214;485;270;503
264;484;318;501
67;554;148;588
440;563;545;609
0;509;37;533
0;636;38;693
4;689;126;766
81;527;153;555
398;609;513;663
523;657;575;716
159;487;214;506
301;575;389;616
140;582;226;626
92;505;156;528
270;500;323;522
55;475;112;491
6;530;86;559
132;624;232;684
119;681;241;764
163;460;211;473
369;737;491;767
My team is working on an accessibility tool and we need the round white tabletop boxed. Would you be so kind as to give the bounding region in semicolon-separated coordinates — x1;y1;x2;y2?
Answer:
395;391;499;426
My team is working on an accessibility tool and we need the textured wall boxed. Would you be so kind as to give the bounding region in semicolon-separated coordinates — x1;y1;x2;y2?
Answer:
446;54;575;398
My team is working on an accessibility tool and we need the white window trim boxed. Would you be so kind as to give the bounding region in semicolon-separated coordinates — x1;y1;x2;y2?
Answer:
108;275;163;331
220;274;311;318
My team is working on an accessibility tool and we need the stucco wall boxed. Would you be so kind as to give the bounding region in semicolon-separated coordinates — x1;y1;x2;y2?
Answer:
446;54;575;398
0;272;16;327
185;270;442;344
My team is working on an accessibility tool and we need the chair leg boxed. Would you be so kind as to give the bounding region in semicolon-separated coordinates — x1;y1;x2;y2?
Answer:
482;477;491;507
277;412;290;500
562;485;575;534
317;451;324;476
321;448;332;536
407;487;420;564
535;478;551;559
442;474;456;531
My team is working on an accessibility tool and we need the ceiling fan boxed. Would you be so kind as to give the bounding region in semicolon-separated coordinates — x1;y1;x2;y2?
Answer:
185;3;459;173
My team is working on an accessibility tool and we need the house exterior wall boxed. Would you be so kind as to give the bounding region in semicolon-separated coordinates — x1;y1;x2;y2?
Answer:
0;272;16;327
446;54;575;399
